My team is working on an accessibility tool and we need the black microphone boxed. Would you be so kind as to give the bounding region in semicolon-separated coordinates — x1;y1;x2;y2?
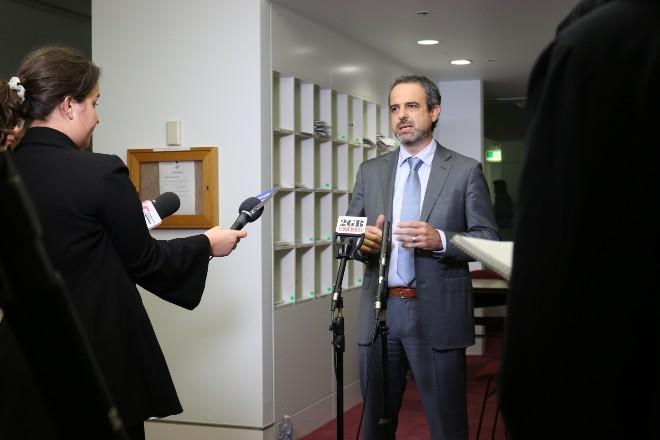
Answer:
151;192;180;218
331;216;367;310
143;192;180;230
230;197;264;230
375;220;391;314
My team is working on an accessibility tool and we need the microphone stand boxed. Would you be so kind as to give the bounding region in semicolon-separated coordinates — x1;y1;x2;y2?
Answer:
372;221;392;439
330;233;364;440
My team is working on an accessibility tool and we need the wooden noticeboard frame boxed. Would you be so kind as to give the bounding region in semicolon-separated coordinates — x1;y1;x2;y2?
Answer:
127;147;218;229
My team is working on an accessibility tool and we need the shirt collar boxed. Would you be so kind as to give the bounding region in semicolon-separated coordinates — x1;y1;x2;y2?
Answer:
398;139;436;168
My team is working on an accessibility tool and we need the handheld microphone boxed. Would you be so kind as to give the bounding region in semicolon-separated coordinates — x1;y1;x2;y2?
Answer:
142;192;181;230
231;197;264;230
230;187;277;230
375;220;391;314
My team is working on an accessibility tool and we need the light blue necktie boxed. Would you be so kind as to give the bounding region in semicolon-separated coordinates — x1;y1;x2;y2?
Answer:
397;156;422;285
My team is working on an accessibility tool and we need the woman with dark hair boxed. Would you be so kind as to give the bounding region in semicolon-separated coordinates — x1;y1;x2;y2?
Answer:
0;47;246;439
0;77;25;150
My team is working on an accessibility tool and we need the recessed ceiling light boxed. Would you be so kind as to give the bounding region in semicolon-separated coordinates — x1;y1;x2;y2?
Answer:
417;39;439;46
416;10;430;15
336;65;361;73
450;59;472;65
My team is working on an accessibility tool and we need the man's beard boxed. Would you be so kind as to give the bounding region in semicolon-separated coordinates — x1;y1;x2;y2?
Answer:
397;124;428;146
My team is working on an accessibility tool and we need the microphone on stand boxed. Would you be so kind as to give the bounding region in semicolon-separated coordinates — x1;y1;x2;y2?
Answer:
332;216;367;311
329;215;367;440
375;220;391;314
142;192;180;230
334;216;368;250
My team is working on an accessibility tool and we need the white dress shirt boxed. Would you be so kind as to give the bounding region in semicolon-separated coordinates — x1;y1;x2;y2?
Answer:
388;140;446;288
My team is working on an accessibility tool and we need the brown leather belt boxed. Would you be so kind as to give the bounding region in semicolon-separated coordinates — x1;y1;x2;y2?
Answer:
388;287;417;299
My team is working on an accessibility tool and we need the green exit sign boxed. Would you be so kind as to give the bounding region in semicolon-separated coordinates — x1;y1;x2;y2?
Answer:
485;149;502;162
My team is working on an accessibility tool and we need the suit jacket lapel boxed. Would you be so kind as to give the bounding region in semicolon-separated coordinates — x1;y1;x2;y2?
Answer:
421;142;452;221
379;150;398;221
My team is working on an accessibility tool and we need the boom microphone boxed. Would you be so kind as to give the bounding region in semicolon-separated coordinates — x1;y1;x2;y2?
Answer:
142;192;181;230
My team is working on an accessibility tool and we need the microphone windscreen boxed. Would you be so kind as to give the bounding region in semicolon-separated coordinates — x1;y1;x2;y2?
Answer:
238;197;264;222
152;192;180;219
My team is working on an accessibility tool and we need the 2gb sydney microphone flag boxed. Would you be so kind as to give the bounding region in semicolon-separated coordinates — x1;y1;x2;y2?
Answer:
335;216;367;235
331;216;367;310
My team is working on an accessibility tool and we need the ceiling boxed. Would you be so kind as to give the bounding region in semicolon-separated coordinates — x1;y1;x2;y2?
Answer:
272;0;580;100
1;0;92;79
4;0;580;100
10;0;90;18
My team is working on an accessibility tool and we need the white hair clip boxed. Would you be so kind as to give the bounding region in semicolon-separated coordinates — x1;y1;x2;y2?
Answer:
8;77;26;103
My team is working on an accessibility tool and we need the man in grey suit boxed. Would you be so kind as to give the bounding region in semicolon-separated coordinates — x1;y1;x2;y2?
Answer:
347;75;498;439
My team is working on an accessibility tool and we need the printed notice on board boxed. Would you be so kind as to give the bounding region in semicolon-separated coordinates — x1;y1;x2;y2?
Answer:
159;161;195;214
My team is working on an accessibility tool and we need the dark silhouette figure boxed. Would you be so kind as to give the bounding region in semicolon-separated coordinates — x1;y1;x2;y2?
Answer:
500;1;660;439
492;179;514;240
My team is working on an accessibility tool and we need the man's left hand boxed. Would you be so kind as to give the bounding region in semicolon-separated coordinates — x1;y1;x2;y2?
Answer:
395;221;443;251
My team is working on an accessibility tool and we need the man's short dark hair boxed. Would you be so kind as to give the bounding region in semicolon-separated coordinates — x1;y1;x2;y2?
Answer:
389;75;442;129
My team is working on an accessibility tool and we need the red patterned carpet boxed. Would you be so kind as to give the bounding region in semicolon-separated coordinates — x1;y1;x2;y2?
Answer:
301;335;506;440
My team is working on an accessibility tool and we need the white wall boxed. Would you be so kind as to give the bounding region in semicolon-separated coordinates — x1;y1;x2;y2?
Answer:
92;0;272;432
436;80;484;162
272;4;412;105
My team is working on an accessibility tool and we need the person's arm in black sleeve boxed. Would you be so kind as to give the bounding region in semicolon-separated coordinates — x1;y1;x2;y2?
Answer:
97;155;210;310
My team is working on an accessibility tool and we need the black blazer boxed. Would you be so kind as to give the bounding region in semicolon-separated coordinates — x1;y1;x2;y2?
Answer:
6;127;211;428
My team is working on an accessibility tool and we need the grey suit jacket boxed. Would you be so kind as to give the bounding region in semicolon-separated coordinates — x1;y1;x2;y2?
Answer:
347;141;498;350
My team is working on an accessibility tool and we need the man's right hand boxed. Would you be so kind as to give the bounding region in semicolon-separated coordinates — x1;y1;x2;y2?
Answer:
359;214;385;255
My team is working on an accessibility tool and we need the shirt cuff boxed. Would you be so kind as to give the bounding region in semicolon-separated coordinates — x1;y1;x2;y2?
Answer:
433;229;446;255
